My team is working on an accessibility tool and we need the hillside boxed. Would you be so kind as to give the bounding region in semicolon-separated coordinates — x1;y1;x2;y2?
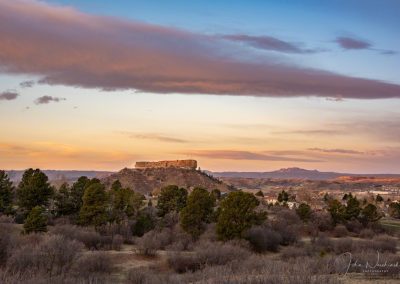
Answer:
102;167;232;195
6;170;113;183
211;167;400;180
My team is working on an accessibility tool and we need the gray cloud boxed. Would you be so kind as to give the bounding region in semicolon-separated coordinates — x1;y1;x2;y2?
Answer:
0;91;19;101
19;80;35;88
335;36;396;55
0;1;399;99
34;95;66;104
222;34;320;54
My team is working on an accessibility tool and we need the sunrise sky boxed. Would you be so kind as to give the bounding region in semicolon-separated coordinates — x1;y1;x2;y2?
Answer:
0;0;399;173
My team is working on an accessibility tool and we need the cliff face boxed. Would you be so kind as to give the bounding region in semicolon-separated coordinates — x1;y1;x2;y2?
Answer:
135;160;197;170
102;167;231;195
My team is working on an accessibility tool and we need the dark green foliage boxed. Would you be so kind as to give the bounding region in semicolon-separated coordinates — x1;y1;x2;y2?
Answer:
216;191;266;241
23;206;48;234
79;182;108;227
156;185;187;217
246;226;282;252
17;168;53;213
109;180;145;224
211;189;221;200
180;187;216;238
54;183;76;217
296;203;312;222
360;204;381;226
376;194;383;202
0;170;14;214
328;199;346;225
277;190;289;203
132;209;156;237
345;194;361;220
70;176;92;213
388;202;400;219
255;190;264;197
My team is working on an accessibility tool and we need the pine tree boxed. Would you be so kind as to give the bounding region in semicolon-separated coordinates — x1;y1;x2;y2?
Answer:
79;182;108;227
156;185;187;217
23;206;48;234
0;170;14;214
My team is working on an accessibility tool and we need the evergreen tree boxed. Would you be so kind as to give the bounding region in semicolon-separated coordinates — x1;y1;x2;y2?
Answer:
79;182;108;227
216;191;266;241
296;203;312;222
360;203;381;226
277;190;289;203
156;185;187;217
180;187;215;238
255;190;264;197
23;206;48;234
328;199;346;225
376;194;384;202
388;202;400;219
211;189;221;200
109;180;144;224
54;183;76;216
17;169;53;213
345;194;361;220
0;170;14;214
70;176;92;214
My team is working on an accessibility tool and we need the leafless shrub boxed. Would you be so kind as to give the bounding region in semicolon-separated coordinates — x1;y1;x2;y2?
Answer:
359;228;375;239
332;225;348;238
199;223;218;242
0;215;14;224
112;234;123;251
135;228;172;256
71;251;113;278
166;226;193;251
345;219;363;234
370;235;397;253
126;268;176;284
280;245;312;259
7;235;83;278
195;241;251;266
51;224;103;250
246;226;282;252
167;252;202;273
310;211;333;232
313;234;334;253
333;238;353;254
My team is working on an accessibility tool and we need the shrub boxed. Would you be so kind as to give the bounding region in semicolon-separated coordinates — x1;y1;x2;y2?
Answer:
310;211;333;232
7;235;83;278
359;228;375;238
195;241;251;266
167;252;202;273
370;235;397;253
345;219;363;234
136;228;172;256
112;234;124;251
245;226;282;252
23;206;48;234
333;238;353;254
332;225;348;238
51;224;104;250
71;251;113;278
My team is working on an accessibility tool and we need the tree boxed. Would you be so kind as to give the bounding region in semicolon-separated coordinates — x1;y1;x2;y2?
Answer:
328;199;346;225
277;190;289;203
345;194;361;220
54;183;76;217
70;176;92;214
211;189;221;200
388;202;400;219
132;208;156;237
109;180;144;224
156;185;187;217
255;190;264;197
79;182;108;227
23;206;48;234
0;170;14;214
216;191;266;241
180;187;215;238
376;194;384;203
360;204;381;226
17;169;53;213
296;203;312;222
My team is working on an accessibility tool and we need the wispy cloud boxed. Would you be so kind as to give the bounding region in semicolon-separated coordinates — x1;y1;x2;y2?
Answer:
34;95;66;104
222;34;320;54
187;150;323;162
307;148;364;155
335;36;396;55
119;131;187;143
0;1;399;99
0;91;19;101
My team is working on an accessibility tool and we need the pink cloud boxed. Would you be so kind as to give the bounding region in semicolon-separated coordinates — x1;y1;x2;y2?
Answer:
0;0;400;98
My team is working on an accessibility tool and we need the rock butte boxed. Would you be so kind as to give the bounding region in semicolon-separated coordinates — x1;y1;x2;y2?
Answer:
135;159;197;170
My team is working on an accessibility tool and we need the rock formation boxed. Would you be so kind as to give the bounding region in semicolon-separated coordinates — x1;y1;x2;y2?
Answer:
135;159;197;170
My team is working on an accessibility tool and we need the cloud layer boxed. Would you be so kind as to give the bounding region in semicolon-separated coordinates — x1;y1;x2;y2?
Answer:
0;0;399;99
0;91;19;101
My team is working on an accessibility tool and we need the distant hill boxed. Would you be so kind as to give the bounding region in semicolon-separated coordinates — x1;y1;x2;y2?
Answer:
102;167;232;195
6;170;113;183
209;167;400;180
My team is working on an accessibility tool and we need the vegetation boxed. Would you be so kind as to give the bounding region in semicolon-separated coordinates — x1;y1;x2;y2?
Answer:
0;167;398;283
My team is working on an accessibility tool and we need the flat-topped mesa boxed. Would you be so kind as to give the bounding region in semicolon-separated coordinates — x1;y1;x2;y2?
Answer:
135;159;197;170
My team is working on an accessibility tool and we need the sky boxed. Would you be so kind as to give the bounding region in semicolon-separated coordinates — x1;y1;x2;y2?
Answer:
0;0;399;173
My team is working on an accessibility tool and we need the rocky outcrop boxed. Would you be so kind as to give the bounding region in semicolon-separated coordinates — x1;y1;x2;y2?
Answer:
135;159;197;170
